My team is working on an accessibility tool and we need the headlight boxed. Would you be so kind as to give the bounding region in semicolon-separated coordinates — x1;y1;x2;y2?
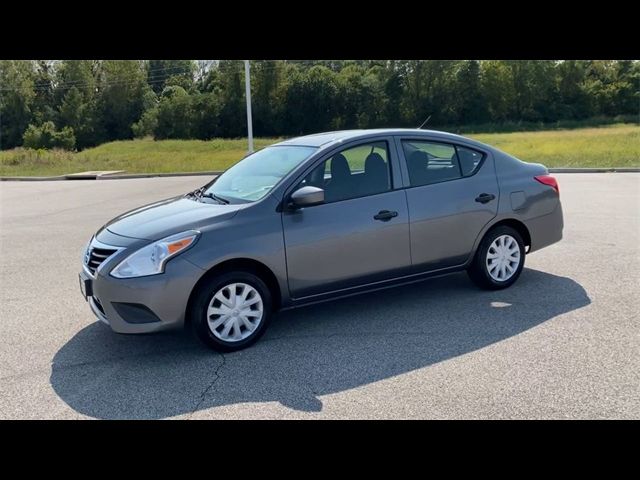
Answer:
110;230;199;279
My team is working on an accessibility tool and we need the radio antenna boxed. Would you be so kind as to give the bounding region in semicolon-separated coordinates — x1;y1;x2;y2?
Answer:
417;115;432;129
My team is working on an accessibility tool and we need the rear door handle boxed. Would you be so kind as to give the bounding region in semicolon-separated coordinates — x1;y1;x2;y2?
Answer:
374;210;398;221
475;193;496;204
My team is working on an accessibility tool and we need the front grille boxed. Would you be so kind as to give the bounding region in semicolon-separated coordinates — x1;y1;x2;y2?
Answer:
87;247;117;275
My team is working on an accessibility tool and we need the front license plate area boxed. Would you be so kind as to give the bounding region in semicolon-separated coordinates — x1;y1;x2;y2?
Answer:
79;274;93;300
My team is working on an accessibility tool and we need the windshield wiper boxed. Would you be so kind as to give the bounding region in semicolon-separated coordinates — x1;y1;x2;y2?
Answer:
186;186;229;205
186;186;206;199
201;192;230;204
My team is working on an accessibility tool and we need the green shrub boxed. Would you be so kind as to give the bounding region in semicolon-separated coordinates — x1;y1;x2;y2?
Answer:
132;108;159;138
22;121;76;150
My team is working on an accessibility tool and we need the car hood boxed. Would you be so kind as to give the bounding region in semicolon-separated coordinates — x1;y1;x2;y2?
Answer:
99;196;244;241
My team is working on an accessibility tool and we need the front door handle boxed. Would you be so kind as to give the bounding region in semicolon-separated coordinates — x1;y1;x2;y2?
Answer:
475;193;496;204
374;210;398;221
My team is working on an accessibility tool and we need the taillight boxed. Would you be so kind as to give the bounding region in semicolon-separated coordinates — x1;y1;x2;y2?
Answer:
534;175;559;195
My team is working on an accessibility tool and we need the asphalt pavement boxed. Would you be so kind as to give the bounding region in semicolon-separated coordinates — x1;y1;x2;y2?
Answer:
0;173;638;419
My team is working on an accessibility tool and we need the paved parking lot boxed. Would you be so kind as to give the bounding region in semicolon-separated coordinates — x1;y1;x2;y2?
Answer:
0;173;638;419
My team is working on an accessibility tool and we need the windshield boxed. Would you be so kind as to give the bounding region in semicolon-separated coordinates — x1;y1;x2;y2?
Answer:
204;145;317;203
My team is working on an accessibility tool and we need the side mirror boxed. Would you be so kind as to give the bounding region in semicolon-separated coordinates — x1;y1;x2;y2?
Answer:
289;186;325;208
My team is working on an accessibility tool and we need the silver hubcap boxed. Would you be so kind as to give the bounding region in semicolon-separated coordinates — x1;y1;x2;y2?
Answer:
486;234;521;282
207;283;263;342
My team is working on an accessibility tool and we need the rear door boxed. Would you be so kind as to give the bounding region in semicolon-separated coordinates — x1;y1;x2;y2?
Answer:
395;137;499;271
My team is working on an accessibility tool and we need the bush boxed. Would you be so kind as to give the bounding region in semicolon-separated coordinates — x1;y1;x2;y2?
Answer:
132;108;159;138
22;121;76;150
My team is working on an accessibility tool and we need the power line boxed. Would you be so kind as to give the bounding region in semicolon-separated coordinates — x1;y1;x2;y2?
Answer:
0;61;322;94
1;63;197;92
0;70;195;93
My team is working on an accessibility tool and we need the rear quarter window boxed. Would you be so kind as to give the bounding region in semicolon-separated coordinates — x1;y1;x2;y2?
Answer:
456;146;484;176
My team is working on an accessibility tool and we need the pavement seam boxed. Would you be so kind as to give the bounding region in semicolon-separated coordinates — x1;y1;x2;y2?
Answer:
189;353;226;419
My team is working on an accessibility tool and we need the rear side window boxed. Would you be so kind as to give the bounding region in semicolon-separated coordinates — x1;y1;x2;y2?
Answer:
402;141;461;187
402;141;484;187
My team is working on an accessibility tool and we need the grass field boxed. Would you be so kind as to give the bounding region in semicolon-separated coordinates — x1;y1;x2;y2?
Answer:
471;124;639;168
0;124;638;177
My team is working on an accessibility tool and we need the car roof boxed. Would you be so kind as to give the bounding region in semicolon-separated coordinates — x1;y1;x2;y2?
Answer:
273;128;489;150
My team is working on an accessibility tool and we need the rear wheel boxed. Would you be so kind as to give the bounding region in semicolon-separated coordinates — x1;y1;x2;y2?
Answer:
190;271;272;352
467;226;525;290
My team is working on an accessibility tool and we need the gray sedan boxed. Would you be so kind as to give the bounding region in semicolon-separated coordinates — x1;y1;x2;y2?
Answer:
79;129;563;351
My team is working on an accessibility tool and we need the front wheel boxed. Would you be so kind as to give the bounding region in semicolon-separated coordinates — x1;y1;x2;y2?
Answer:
190;271;273;352
467;226;525;290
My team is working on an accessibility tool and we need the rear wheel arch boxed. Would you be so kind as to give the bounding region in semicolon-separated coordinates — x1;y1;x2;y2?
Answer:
475;218;531;256
467;224;526;290
185;258;282;328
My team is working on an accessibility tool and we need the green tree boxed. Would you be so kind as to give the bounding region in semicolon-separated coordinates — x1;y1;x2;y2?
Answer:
376;61;405;127
2;59;638;149
147;60;195;94
155;86;193;139
506;60;558;122
54;60;104;148
611;60;639;116
215;61;246;137
131;89;159;138
0;60;36;149
400;61;460;126
58;87;98;149
556;60;592;119
334;64;386;129
31;60;57;125
284;65;338;134
481;61;516;122
55;60;98;102
454;60;488;124
190;92;222;139
252;60;285;136
97;60;150;140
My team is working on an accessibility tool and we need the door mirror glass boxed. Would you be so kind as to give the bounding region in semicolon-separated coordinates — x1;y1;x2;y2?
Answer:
290;186;325;208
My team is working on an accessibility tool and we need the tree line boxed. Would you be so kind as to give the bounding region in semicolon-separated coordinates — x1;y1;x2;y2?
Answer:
1;60;638;150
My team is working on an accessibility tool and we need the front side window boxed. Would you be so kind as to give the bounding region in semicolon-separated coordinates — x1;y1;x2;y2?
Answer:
296;141;391;203
205;145;317;203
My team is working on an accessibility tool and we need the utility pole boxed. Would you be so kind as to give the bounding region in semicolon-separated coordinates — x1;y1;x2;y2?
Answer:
244;60;254;154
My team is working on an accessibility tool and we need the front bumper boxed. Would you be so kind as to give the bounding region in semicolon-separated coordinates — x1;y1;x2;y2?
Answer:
80;257;205;334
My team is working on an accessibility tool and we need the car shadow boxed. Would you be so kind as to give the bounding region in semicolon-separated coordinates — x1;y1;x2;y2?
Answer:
50;269;590;419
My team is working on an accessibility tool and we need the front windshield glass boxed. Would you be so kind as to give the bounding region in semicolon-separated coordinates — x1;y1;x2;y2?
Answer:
205;145;317;203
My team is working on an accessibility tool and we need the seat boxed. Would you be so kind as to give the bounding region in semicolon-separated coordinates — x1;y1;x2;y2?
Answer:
325;153;353;202
361;152;389;195
407;150;429;186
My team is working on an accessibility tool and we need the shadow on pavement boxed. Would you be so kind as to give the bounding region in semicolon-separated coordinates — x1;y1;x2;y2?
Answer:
51;269;590;418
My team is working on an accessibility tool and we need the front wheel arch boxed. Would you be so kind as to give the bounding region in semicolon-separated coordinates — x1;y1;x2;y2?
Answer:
185;258;282;329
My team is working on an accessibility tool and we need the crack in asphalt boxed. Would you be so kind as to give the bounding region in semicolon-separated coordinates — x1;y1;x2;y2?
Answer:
189;353;226;418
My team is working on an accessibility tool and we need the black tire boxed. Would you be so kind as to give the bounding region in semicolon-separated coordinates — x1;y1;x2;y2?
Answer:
190;271;273;352
467;226;526;290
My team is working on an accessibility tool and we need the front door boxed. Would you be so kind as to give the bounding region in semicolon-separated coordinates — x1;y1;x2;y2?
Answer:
282;140;411;298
